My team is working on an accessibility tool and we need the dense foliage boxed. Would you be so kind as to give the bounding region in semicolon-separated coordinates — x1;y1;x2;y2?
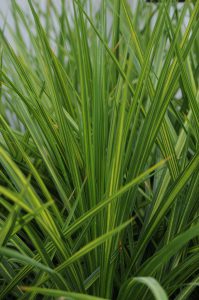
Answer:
0;0;199;299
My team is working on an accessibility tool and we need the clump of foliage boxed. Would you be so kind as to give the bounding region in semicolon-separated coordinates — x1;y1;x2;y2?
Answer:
0;0;199;299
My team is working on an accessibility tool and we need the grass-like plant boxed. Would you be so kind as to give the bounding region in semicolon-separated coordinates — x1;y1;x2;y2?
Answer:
0;0;199;299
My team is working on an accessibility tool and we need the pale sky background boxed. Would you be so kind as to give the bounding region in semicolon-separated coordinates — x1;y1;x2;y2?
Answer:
0;0;137;26
0;0;105;30
1;0;29;16
0;0;28;28
0;0;188;41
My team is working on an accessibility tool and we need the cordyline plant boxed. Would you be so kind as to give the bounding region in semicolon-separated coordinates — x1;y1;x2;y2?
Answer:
0;0;199;299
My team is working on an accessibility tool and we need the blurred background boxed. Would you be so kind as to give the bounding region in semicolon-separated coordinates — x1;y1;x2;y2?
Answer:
0;0;189;46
